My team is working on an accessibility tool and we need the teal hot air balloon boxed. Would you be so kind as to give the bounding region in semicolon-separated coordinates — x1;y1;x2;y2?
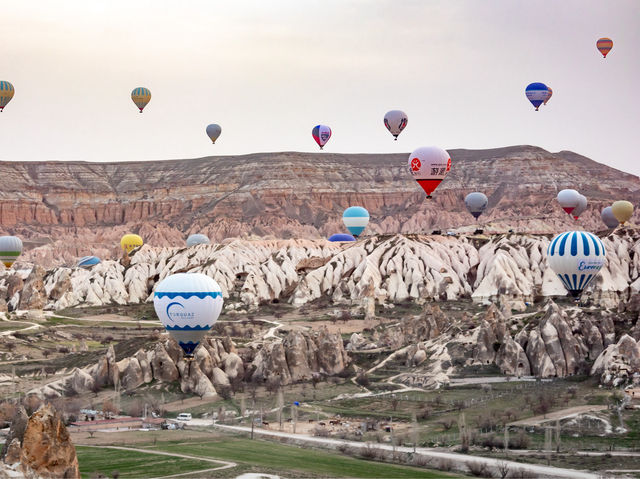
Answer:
342;207;369;237
0;236;23;268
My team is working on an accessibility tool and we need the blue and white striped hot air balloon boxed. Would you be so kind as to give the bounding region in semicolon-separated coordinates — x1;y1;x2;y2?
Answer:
153;273;223;359
547;231;606;298
77;256;101;269
342;207;369;238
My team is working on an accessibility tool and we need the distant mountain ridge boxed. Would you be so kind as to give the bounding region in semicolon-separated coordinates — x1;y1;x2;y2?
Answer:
0;145;638;267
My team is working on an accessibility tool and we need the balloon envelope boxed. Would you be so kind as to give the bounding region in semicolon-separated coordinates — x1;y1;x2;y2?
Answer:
206;124;222;144
557;189;580;215
408;146;451;198
186;234;211;247
153;273;223;358
0;236;22;268
464;192;488;219
611;200;633;224
547;231;606;298
543;87;553;105
597;37;613;58
131;87;151;112
601;207;619;229
343;207;369;237
572;195;588;220
328;233;356;242
77;256;101;268
383;110;408;139
312;125;332;149
0;81;15;112
121;234;143;253
525;82;549;111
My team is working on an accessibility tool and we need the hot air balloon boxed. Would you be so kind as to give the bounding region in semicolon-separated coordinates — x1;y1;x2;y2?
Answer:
0;236;22;268
383;110;408;140
343;207;369;238
543;86;552;106
611;200;633;224
557;189;580;215
328;233;356;242
0;82;15;112
525;82;549;111
601;207;619;229
597;38;613;58
572;195;588;220
77;256;101;269
186;234;210;247
206;124;221;144
464;192;488;219
312;125;331;150
547;231;606;298
153;273;223;359
408;146;451;199
121;234;143;254
131;87;151;113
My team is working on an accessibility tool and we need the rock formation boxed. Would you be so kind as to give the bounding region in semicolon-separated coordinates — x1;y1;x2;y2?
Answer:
1;405;79;479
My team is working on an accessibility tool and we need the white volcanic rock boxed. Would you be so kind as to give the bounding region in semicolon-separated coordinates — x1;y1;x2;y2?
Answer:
591;334;640;386
5;232;640;311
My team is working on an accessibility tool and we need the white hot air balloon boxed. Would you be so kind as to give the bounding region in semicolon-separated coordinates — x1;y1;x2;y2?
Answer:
206;124;222;144
547;231;606;298
408;146;451;199
153;273;223;359
186;234;211;247
557;189;580;215
383;110;408;140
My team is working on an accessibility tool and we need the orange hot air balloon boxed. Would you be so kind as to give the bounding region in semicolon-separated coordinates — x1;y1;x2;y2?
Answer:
596;38;613;58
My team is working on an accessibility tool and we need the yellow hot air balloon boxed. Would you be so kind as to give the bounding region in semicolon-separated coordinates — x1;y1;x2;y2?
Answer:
131;87;151;113
611;201;633;224
121;234;143;253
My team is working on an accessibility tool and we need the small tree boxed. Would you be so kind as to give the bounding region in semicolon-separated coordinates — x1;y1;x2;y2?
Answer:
355;373;370;388
439;418;455;431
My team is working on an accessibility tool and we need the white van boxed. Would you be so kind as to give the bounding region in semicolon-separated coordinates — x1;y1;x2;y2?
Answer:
176;413;192;422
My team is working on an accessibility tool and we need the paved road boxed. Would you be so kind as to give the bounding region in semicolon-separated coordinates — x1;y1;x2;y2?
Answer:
77;444;237;479
212;424;600;479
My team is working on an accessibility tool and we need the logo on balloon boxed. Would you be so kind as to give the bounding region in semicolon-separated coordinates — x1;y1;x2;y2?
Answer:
411;158;421;171
578;260;603;271
166;302;195;322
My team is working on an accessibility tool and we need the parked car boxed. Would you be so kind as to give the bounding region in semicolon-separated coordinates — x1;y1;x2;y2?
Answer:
176;413;192;422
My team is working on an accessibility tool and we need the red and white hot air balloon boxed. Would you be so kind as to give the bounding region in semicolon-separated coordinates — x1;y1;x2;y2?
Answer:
408;146;451;199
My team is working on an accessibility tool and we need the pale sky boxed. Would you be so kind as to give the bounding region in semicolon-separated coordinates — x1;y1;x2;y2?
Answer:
1;1;639;174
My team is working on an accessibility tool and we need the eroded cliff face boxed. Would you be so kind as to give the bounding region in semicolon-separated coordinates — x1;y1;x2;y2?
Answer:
2;146;639;268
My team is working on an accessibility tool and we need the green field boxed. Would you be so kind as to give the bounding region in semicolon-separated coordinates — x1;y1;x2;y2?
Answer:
77;446;216;478
145;437;455;478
